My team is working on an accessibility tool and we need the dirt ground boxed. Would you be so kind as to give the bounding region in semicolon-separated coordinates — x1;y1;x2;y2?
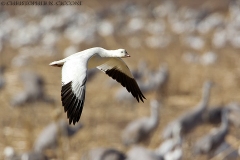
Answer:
0;0;240;160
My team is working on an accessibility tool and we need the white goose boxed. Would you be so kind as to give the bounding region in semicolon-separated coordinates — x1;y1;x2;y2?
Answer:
50;47;146;124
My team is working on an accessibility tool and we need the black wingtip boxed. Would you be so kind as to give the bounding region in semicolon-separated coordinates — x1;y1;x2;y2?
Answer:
105;68;146;103
69;118;76;125
139;95;146;103
61;81;84;125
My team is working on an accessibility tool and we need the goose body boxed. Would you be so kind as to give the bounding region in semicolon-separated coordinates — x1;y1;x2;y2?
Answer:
50;47;145;124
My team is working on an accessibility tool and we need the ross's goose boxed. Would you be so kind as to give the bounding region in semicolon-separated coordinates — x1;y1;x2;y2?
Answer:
50;47;146;124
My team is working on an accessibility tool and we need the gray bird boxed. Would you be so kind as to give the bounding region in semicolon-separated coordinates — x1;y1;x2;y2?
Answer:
139;64;169;94
82;147;126;160
213;141;240;160
0;65;6;90
20;151;49;160
131;60;148;80
163;81;213;139
149;64;169;99
34;119;83;153
121;100;160;146
127;146;163;160
202;105;223;124
226;102;240;127
11;70;54;106
203;102;240;126
194;108;229;157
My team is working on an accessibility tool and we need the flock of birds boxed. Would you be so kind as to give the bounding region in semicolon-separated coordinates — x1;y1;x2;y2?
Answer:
0;0;240;67
1;0;240;160
2;60;240;160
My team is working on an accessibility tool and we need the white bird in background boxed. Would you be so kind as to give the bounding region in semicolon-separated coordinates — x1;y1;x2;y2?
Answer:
4;146;49;160
127;145;163;160
50;47;146;125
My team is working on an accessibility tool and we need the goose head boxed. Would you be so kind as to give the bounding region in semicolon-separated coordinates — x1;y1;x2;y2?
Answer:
117;49;130;58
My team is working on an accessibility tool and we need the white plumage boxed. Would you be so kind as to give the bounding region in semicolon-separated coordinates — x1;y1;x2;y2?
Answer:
50;47;145;124
127;146;163;160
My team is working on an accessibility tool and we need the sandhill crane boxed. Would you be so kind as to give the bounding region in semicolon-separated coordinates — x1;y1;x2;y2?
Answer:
203;102;240;126
21;151;49;160
131;60;148;80
34;119;83;153
82;147;126;160
194;108;229;157
226;102;240;127
139;63;169;95
149;64;169;99
213;141;240;160
202;105;223;124
11;70;54;106
121;100;160;146
162;81;213;139
0;65;6;90
127;146;163;160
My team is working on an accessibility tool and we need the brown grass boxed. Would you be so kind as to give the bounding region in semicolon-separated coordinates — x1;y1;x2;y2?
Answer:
1;1;240;160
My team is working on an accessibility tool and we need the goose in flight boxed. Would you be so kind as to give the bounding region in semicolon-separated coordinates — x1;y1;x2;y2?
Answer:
50;47;146;125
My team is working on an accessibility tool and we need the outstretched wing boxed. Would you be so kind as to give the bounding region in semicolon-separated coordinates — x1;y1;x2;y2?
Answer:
97;58;146;102
61;59;87;125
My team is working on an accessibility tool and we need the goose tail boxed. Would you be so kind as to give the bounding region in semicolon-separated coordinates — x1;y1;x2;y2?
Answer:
49;59;66;67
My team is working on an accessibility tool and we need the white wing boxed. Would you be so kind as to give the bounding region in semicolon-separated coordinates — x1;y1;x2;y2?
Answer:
97;58;146;102
61;59;87;125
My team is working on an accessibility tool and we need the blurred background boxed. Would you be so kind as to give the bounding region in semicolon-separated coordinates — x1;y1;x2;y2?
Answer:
1;0;240;159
